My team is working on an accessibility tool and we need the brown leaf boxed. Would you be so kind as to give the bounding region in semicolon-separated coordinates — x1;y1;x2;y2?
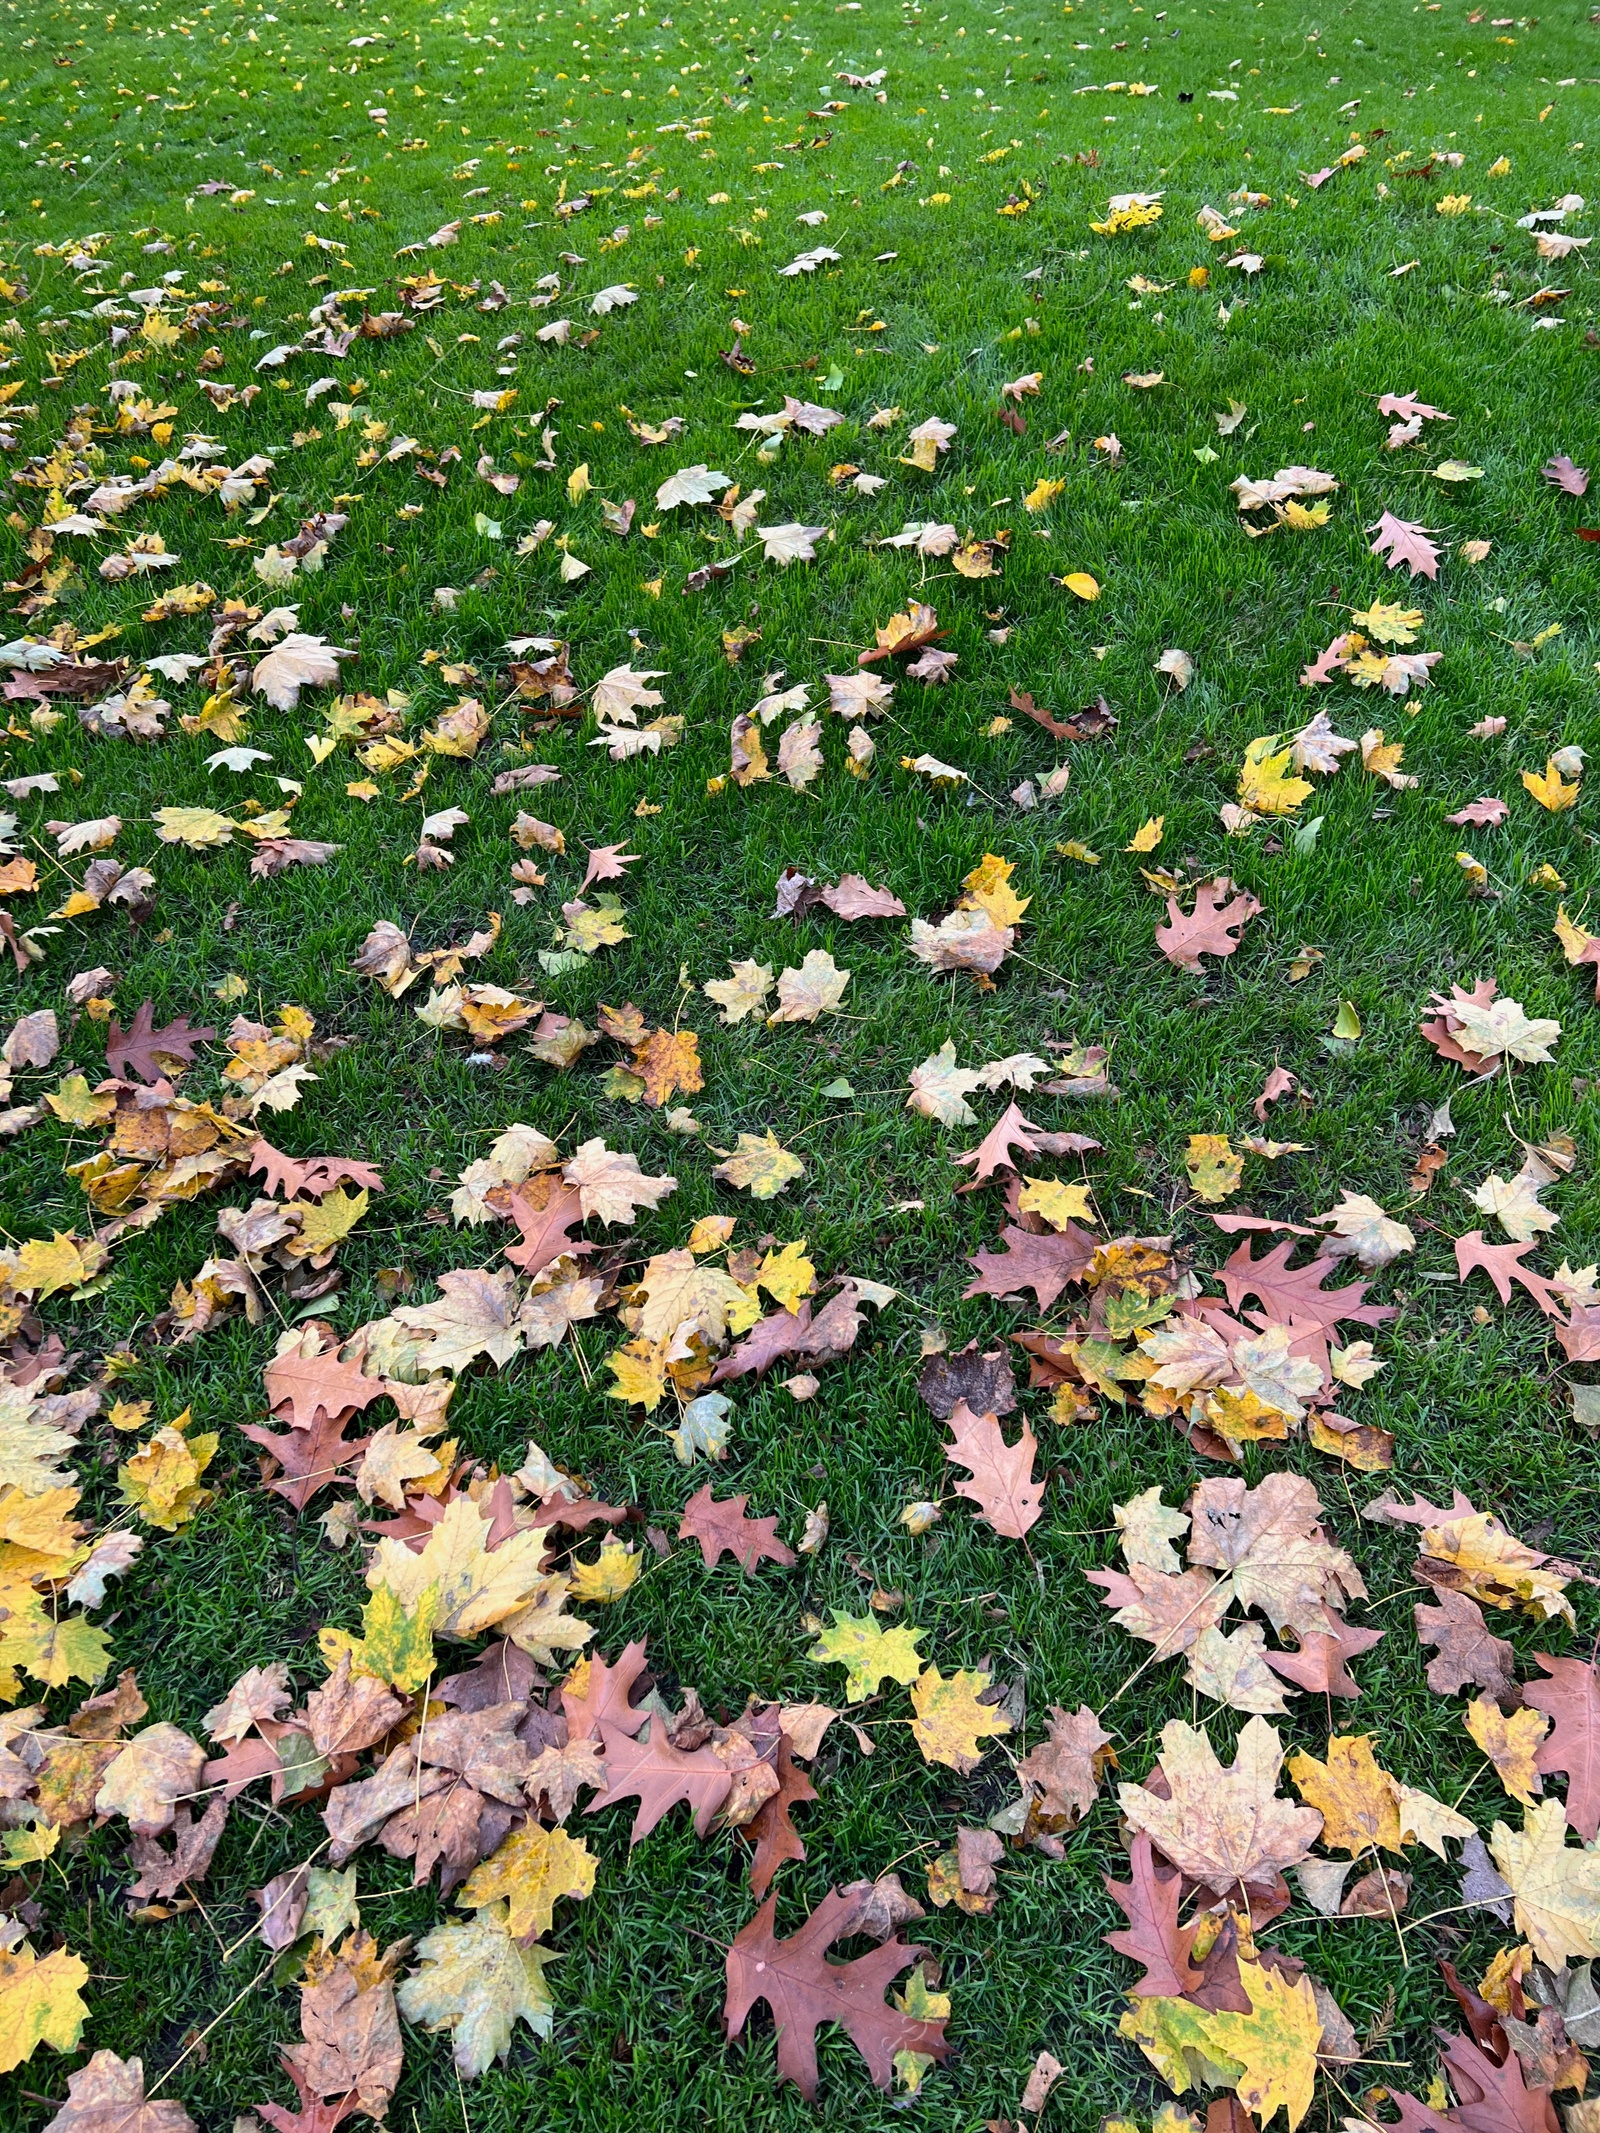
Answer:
105;1001;216;1085
126;1797;229;1902
1261;1621;1383;1699
324;1745;449;1864
284;1933;404;2119
1104;1830;1205;1998
836;1872;926;1943
304;1658;406;1759
584;1716;733;1843
377;1781;489;1892
744;1735;817;1898
1415;1591;1520;1703
1524;1651;1600;1840
723;1887;949;2100
241;1409;373;1512
817;875;907;921
262;1345;391;1432
562;1641;650;1743
943;1400;1044;1538
1216;1238;1397;1340
678;1484;797;1571
963;1224;1097;1310
1154;878;1262;971
416;1703;531;1805
916;1340;1018;1420
41;2051;195;2133
1018;1704;1115;1825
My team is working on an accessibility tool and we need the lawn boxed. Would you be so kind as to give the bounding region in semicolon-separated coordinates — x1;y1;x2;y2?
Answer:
2;0;1600;2128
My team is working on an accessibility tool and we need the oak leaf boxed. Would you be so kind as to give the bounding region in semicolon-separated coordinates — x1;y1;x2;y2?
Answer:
1155;879;1262;971
724;1888;948;2101
1104;1831;1204;1998
1524;1652;1600;1840
584;1716;733;1841
943;1400;1043;1538
679;1484;797;1571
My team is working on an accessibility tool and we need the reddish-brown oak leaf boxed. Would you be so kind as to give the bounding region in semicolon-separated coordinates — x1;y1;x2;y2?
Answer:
106;1001;217;1084
585;1717;733;1842
250;1141;385;1200
744;1736;817;1898
1453;1232;1563;1318
679;1485;797;1572
1262;1621;1383;1699
562;1641;650;1743
944;1400;1044;1538
262;1347;391;1432
1104;1830;1206;1998
502;1183;594;1276
1154;879;1262;972
1524;1652;1600;1841
1216;1238;1397;1337
723;1888;949;2101
964;1224;1097;1310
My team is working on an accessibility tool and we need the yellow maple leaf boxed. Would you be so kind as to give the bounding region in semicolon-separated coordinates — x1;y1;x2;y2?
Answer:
711;1131;806;1199
963;853;1030;928
1024;476;1065;513
1351;600;1423;646
320;1583;439;1694
810;1610;927;1702
755;1240;815;1314
119;1412;218;1531
1185;1134;1243;1205
2;1233;109;1303
910;1665;1011;1774
568;1535;640;1603
1122;1960;1321;2130
1238;737;1312;817
153;805;237;849
1125;816;1164;853
1465;1697;1549;1809
0;1939;90;2074
1286;1733;1403;1854
606;1337;671;1412
460;1823;596;1939
1523;760;1580;812
1018;1177;1096;1229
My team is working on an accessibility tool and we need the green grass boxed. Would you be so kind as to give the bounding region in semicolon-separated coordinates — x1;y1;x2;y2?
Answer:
2;0;1600;2126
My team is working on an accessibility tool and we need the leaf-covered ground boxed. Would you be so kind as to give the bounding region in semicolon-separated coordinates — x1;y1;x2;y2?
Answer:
2;0;1600;2129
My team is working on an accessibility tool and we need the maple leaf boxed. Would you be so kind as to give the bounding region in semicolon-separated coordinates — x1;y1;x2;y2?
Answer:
1313;1191;1416;1268
396;1903;554;2076
1523;1653;1600;1840
712;1130;805;1198
767;948;850;1025
1118;1717;1323;1893
459;1824;596;1939
1522;758;1581;812
105;1002;216;1085
562;1138;678;1224
809;1611;926;1702
1465;1697;1549;1809
908;906;1014;973
1188;1474;1366;1639
1368;511;1441;579
252;634;349;710
1239;737;1313;817
369;1494;562;1643
704;961;775;1026
585;1716;733;1842
39;2049;195;2133
910;1665;1010;1773
1411;1502;1573;1627
679;1484;797;1571
283;1933;403;2118
757;522;825;565
1155;878;1262;971
724;1888;948;2101
1086;1562;1231;1659
1121;1960;1322;2131
1286;1733;1403;1853
1490;1799;1600;1966
944;1400;1043;1538
93;1723;206;1836
0;1938;91;2074
654;464;731;510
